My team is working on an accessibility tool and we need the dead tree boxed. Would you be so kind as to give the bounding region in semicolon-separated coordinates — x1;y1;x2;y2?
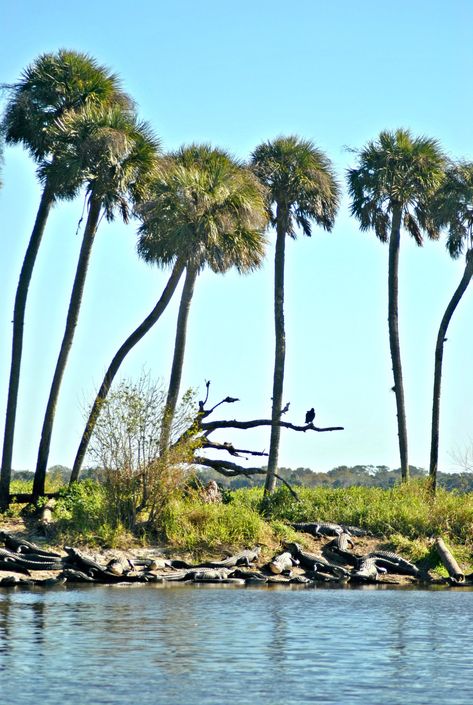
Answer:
178;383;344;497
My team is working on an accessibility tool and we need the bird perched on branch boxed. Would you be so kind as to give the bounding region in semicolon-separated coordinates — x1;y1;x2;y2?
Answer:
305;408;315;424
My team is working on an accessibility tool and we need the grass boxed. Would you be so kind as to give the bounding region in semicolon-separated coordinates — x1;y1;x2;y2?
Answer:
1;479;473;570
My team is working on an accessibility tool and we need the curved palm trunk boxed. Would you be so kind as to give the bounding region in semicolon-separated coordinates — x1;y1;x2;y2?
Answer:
159;265;198;454
388;204;409;482
33;194;102;500
265;208;287;496
429;253;473;493
0;184;54;509
70;260;185;483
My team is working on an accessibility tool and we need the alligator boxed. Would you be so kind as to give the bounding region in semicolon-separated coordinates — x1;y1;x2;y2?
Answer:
352;556;385;582
63;547;108;577
0;547;62;572
291;522;345;538
366;550;420;576
231;568;268;583
268;552;298;574
106;557;135;576
0;532;61;558
0;558;32;576
189;568;234;582
284;542;350;578
340;525;371;537
61;568;96;583
203;547;262;568
324;532;359;567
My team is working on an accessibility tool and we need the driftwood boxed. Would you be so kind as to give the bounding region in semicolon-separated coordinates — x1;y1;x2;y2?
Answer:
435;537;465;582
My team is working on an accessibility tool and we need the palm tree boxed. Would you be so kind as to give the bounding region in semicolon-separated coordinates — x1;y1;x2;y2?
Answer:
0;49;129;509
251;136;339;495
138;144;268;454
348;129;446;482
429;162;473;492
69;258;185;483
32;105;159;500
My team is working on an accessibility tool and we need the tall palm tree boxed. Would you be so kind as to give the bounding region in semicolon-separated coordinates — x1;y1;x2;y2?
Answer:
138;144;268;454
429;162;473;492
70;258;185;483
32;105;159;500
251;136;339;495
348;129;446;482
0;49;129;509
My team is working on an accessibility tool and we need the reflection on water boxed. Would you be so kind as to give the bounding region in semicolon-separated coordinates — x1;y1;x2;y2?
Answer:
1;585;473;705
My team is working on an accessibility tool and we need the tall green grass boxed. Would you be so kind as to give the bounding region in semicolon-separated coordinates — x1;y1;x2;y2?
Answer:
3;478;473;558
232;480;473;546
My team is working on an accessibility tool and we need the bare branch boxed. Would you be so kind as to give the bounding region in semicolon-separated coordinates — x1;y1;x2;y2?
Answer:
200;439;268;458
201;418;344;434
198;380;211;412
194;456;300;500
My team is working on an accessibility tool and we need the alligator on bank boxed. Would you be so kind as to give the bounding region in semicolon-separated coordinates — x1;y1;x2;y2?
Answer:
0;529;469;589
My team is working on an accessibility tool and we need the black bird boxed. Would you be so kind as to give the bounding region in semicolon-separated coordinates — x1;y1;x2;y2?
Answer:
305;408;315;424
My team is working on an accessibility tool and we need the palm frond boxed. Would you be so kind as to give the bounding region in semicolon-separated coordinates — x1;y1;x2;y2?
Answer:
250;135;340;239
347;128;447;246
137;144;268;274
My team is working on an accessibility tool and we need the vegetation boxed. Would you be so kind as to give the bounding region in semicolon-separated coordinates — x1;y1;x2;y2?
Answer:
429;162;473;491
1;49;472;554
3;478;473;579
138;144;268;453
348;129;447;483
251;136;339;495
33;106;159;499
0;49;131;510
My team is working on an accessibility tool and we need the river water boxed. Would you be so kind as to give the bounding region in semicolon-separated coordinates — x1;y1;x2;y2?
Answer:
1;583;472;705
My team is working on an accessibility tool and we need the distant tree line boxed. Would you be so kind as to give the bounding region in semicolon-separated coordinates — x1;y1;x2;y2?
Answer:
12;463;472;493
194;465;473;493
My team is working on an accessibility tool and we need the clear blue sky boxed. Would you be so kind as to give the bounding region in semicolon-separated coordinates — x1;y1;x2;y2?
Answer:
1;0;472;474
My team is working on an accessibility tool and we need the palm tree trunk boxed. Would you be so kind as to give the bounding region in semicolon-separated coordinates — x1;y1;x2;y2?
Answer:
33;193;102;501
0;184;54;510
159;265;198;454
70;259;185;483
265;208;287;495
388;203;409;482
429;252;473;493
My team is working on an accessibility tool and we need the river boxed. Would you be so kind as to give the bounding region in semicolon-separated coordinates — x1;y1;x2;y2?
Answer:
1;583;472;705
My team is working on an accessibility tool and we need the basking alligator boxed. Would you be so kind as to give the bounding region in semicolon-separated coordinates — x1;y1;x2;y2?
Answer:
0;547;63;572
324;532;359;567
366;550;420;576
0;532;61;558
291;522;345;538
268;552;298;575
285;542;350;578
352;556;386;582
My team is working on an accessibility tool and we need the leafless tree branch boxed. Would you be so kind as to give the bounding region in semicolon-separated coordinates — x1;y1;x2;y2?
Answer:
194;456;300;500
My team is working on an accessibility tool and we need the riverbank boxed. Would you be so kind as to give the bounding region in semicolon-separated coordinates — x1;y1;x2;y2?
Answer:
1;480;472;587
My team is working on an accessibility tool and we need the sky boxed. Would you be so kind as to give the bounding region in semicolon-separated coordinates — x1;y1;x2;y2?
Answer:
0;0;472;476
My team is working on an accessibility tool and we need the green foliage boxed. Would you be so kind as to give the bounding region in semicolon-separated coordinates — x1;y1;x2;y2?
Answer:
227;481;473;546
85;374;198;534
251;135;340;235
138;143;268;273
157;493;273;553
348;128;446;243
